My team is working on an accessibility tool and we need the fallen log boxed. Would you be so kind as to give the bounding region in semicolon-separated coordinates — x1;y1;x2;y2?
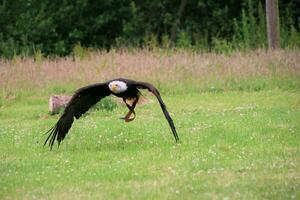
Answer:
49;95;72;114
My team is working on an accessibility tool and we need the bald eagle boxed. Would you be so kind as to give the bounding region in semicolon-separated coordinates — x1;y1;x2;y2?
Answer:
44;78;179;149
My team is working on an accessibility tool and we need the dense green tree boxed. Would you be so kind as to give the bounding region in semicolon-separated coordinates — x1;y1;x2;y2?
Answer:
0;0;299;58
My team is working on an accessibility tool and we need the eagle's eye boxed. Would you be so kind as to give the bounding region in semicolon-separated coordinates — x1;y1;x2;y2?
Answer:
113;84;119;90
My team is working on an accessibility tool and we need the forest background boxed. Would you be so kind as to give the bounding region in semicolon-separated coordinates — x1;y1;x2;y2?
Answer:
0;0;299;58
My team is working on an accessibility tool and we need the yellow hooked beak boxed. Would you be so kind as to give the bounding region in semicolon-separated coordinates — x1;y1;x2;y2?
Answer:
111;84;118;93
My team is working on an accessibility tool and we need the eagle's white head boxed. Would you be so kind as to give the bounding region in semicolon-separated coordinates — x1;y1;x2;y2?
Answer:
108;80;128;93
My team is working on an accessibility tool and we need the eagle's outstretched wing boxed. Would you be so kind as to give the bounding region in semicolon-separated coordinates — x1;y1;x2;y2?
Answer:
44;83;111;149
133;81;179;142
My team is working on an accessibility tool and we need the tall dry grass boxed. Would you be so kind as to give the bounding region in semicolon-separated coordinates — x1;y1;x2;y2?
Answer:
0;49;299;93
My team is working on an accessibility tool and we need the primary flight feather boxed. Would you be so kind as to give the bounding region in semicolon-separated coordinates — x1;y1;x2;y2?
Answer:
44;78;179;149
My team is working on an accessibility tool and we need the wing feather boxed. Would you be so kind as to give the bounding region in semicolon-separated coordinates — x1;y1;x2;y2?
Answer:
44;83;111;149
134;81;179;142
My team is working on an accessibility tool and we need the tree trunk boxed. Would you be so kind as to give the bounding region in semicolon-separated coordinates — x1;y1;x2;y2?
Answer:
49;95;72;114
266;0;280;49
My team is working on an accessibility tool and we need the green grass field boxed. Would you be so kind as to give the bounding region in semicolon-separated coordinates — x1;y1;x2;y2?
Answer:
0;50;300;199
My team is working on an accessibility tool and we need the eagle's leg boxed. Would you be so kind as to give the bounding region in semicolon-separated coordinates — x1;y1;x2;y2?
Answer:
121;97;139;122
123;109;136;122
